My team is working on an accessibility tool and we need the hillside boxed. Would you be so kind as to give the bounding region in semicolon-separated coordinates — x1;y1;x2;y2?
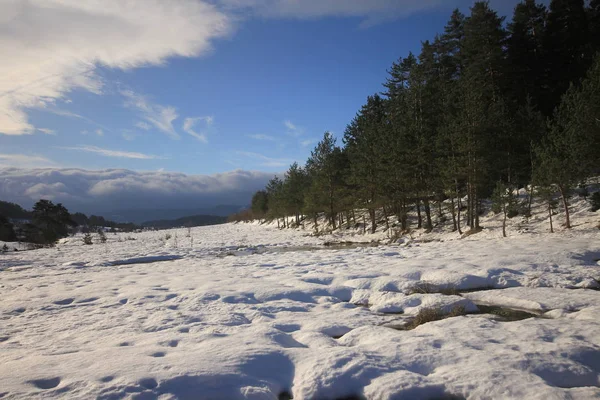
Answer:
141;214;227;229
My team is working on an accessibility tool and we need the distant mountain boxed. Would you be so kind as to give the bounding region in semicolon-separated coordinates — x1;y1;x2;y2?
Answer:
141;214;228;229
105;205;244;224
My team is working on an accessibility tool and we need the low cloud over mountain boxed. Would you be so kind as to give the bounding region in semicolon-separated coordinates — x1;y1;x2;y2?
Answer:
0;168;274;220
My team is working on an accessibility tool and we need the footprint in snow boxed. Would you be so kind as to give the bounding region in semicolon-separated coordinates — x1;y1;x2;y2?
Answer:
53;298;74;306
150;351;166;357
28;377;61;390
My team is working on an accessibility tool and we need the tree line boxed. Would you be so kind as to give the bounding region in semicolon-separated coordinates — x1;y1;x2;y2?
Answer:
242;0;600;235
0;199;140;246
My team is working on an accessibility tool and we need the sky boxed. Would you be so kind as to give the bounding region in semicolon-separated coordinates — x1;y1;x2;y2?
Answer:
0;0;545;215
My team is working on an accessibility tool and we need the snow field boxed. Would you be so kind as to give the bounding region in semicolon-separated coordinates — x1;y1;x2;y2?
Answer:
0;220;599;399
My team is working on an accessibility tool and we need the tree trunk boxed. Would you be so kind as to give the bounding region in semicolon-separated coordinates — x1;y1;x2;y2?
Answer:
474;191;480;230
362;215;366;234
424;199;433;231
313;215;318;233
369;209;376;234
277;218;280;229
502;206;507;238
416;200;422;229
527;185;534;217
558;185;571;229
548;202;554;233
450;197;457;232
457;197;463;235
382;205;390;232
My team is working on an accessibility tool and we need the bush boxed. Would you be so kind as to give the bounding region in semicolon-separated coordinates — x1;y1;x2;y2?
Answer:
590;192;600;212
83;233;93;245
97;230;107;243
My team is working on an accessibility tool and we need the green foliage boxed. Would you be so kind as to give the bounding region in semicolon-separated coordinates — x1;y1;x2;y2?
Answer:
251;190;269;218
250;0;599;234
31;200;76;244
0;215;17;242
97;229;107;244
0;200;31;220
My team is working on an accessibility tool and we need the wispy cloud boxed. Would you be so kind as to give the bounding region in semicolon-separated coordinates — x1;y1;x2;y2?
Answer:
247;134;277;141
0;0;232;136
46;107;115;134
284;120;304;137
37;128;56;135
183;116;213;143
121;90;180;139
95;129;104;137
135;121;152;131
236;151;293;168
0;153;58;168
59;145;166;160
218;0;445;26
300;138;318;147
121;130;139;141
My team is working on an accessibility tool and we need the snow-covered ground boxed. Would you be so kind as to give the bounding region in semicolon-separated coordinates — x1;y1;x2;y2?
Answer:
1;213;599;399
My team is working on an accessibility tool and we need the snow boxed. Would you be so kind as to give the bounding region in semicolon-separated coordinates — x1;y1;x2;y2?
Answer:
0;217;599;399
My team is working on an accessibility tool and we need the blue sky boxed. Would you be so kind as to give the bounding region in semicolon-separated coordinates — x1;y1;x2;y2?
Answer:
0;0;548;213
0;0;539;175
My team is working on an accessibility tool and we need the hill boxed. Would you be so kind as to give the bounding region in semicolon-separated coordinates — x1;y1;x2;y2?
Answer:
141;214;227;229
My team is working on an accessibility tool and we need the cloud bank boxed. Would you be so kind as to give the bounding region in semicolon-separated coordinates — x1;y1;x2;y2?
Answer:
0;167;274;219
0;0;232;135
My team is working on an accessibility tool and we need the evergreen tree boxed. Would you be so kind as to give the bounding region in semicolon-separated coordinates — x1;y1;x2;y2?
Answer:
31;200;76;244
544;0;591;115
305;132;347;230
344;95;388;233
507;0;547;109
251;190;269;219
0;215;17;242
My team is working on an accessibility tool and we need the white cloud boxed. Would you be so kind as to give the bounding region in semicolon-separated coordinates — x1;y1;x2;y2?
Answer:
219;0;444;25
284;120;304;137
0;167;273;215
0;153;58;168
59;145;166;160
135;121;152;131
0;0;232;136
37;128;56;135
236;151;293;168
247;134;276;141
121;90;180;139
183;117;214;143
300;138;318;147
95;129;104;137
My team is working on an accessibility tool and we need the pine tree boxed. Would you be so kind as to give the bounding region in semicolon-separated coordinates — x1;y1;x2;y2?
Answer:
544;0;591;115
507;0;547;110
305;132;347;230
344;95;388;233
251;190;269;219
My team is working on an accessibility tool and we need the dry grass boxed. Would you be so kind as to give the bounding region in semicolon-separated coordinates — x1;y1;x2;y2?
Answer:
407;283;459;296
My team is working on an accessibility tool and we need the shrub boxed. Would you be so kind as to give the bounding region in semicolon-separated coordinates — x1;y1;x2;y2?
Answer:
164;233;172;241
83;233;93;245
97;229;107;243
